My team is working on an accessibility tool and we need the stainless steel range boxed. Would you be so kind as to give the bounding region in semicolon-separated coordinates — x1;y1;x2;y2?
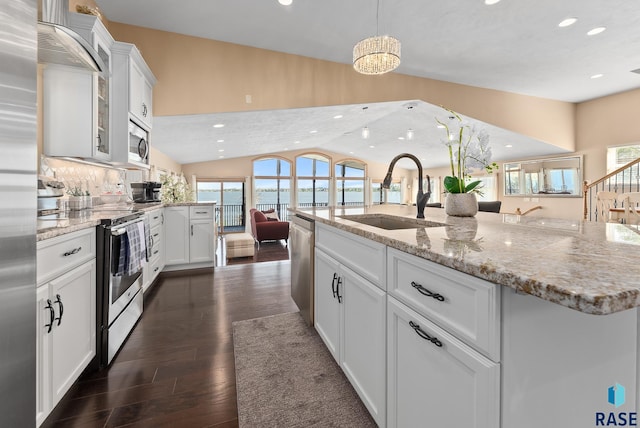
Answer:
95;208;146;368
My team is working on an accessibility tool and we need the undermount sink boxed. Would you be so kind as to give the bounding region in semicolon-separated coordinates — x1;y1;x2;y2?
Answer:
339;214;445;230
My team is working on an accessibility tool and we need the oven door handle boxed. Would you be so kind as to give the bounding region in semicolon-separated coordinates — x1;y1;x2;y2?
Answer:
112;228;127;236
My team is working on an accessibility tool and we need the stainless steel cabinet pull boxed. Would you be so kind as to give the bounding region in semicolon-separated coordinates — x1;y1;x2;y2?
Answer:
63;246;82;257
153;250;159;255
44;299;55;333
331;273;338;299
336;277;343;304
161;213;164;224
411;281;445;302
195;211;207;214
191;225;194;235
409;321;443;347
54;294;64;326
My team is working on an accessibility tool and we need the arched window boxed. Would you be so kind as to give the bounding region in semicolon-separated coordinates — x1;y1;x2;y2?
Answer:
335;159;366;206
253;157;292;219
296;153;330;207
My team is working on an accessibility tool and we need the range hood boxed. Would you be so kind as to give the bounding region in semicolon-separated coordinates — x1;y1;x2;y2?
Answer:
37;0;104;72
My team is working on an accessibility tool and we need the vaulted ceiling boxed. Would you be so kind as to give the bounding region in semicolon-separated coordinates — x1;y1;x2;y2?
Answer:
96;0;640;167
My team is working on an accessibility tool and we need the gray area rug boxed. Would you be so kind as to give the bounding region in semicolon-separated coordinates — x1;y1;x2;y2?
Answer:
232;312;377;428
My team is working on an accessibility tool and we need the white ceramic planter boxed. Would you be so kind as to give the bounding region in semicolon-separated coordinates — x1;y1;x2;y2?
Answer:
445;193;478;217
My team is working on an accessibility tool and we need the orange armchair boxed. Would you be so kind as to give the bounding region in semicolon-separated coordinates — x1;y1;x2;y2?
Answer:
249;208;289;244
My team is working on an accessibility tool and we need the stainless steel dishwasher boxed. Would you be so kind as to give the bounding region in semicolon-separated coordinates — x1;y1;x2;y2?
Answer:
290;214;315;326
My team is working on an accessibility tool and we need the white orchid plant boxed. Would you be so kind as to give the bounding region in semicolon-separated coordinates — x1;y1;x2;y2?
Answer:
436;108;498;194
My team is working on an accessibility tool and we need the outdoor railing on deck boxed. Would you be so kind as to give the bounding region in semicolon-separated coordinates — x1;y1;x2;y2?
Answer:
583;157;640;221
216;201;363;228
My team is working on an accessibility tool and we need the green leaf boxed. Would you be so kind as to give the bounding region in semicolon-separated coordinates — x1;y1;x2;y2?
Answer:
443;176;463;193
465;180;482;192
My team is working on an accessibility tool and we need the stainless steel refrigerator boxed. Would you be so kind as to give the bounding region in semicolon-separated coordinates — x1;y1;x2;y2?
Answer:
0;0;37;426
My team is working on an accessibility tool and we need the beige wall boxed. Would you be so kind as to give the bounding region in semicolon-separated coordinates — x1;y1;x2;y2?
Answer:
106;23;576;152
149;146;182;175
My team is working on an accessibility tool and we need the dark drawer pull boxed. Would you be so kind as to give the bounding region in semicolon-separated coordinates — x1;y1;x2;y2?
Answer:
44;299;55;333
331;273;338;299
336;277;343;304
54;294;64;326
409;321;443;347
63;246;82;257
411;281;445;302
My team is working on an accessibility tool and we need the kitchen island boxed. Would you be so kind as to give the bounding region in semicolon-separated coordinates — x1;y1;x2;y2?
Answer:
290;204;640;428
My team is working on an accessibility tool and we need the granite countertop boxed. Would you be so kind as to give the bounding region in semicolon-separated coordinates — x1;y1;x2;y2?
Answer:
36;202;179;241
290;205;640;315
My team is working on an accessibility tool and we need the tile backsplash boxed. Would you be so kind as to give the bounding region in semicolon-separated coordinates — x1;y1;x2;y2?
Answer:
40;156;148;202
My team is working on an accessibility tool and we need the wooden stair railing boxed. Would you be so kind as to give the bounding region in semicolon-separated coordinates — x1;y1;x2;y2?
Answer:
583;157;640;220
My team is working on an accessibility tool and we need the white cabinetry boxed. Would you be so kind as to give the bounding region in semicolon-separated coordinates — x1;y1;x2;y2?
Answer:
36;229;96;427
110;42;156;168
164;206;189;265
314;223;386;427
387;296;499;428
42;65;107;162
386;248;500;428
142;208;165;292
68;13;113;162
43;14;113;163
129;59;154;128
164;205;216;271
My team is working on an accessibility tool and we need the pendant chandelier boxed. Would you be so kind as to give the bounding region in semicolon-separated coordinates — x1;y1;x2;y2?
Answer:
353;0;401;75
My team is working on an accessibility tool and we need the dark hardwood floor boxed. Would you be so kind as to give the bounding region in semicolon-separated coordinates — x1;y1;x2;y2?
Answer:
216;235;289;267
43;258;297;427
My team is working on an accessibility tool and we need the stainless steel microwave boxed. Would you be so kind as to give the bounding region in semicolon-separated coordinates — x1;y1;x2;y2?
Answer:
128;120;149;166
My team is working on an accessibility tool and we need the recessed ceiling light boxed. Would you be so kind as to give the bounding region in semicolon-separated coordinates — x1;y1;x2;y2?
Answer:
587;27;606;36
219;155;225;158
309;130;318;134
213;123;225;128
283;148;289;151
333;114;343;119
278;0;292;5
398;136;405;140
217;139;224;143
591;73;604;79
484;0;501;5
218;149;224;152
349;151;354;154
558;18;577;27
505;144;513;148
362;126;370;139
294;140;301;144
369;145;375;148
406;129;414;140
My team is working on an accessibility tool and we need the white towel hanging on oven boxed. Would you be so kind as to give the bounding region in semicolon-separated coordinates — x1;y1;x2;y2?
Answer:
125;223;144;275
137;221;147;263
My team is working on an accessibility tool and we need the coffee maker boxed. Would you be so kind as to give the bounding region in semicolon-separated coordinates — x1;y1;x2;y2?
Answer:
131;181;162;203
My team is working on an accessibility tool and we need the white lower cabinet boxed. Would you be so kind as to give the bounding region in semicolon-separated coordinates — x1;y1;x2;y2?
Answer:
36;228;96;427
142;208;165;292
164;205;215;271
386;296;500;428
315;248;387;427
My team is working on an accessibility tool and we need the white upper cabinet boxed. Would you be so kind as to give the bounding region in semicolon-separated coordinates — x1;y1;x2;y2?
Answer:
43;14;113;163
110;42;156;168
129;59;154;128
68;13;114;162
